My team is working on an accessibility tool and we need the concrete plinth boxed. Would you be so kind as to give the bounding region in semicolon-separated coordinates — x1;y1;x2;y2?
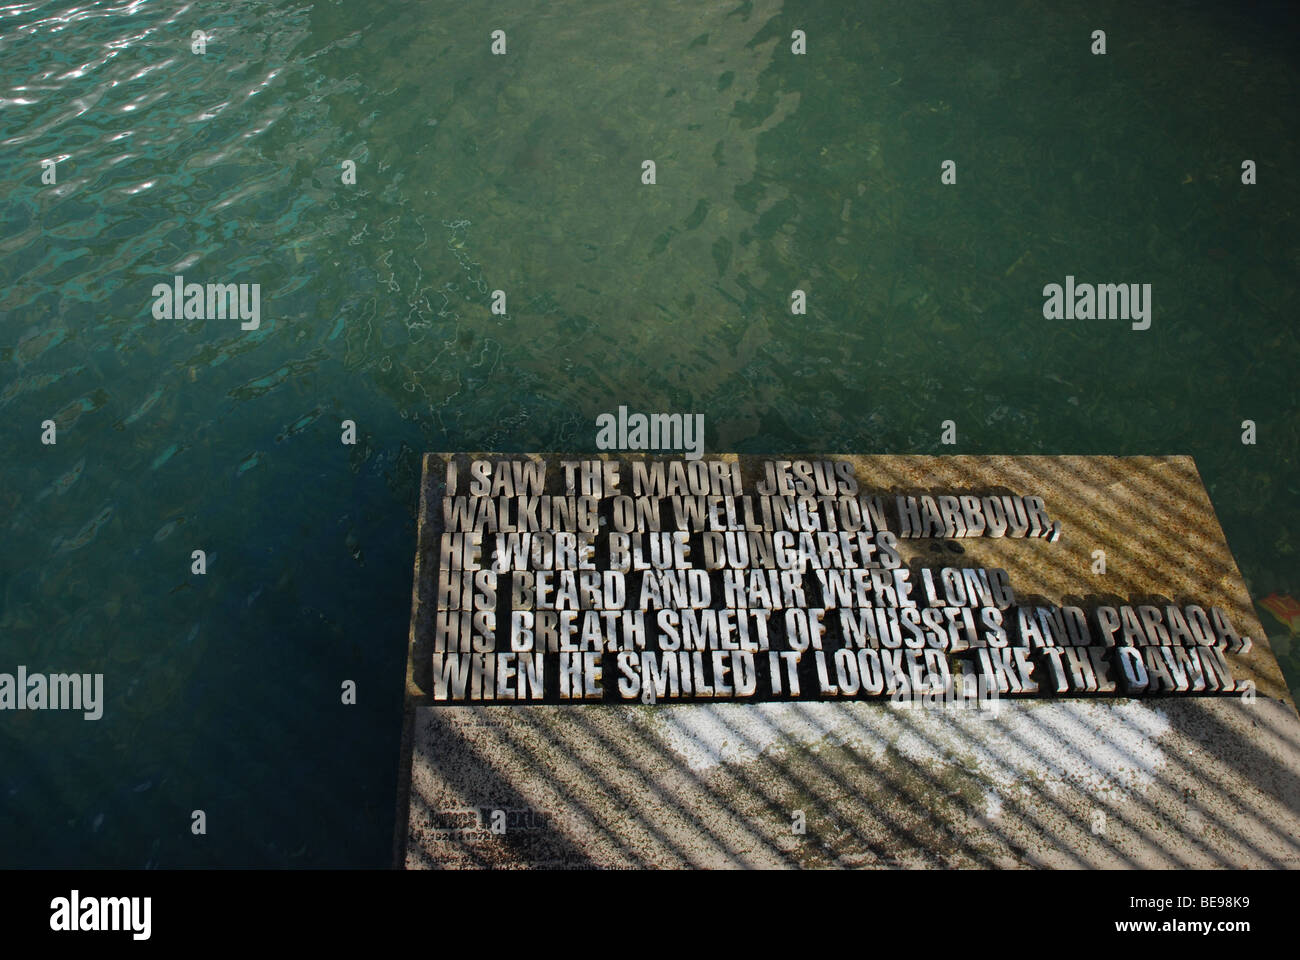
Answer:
395;455;1300;868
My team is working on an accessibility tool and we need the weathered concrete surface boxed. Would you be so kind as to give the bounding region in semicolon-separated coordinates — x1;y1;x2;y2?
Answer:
395;454;1300;868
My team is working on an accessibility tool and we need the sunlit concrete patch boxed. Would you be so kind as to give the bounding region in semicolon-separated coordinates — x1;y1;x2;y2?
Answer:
647;701;889;772
646;700;1171;798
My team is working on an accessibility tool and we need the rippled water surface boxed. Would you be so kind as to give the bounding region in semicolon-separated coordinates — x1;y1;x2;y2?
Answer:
2;0;1298;866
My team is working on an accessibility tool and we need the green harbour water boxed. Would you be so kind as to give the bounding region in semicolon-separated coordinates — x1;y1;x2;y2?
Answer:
1;0;1298;866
